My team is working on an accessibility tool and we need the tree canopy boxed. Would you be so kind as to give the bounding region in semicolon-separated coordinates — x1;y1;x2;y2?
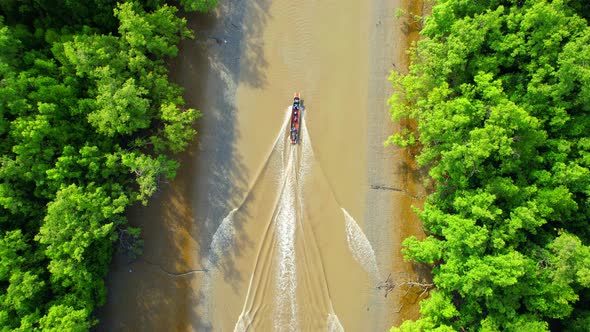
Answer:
0;0;211;329
389;0;590;330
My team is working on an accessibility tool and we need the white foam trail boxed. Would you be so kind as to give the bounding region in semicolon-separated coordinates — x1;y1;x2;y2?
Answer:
342;208;381;281
200;209;237;325
207;109;292;331
208;209;237;263
226;110;374;331
299;117;313;182
231;108;299;332
209;109;291;260
296;118;312;230
327;312;345;332
234;315;248;332
300;118;346;332
275;148;298;332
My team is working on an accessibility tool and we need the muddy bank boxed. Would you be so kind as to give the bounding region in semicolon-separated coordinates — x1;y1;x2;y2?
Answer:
387;0;432;325
365;0;429;328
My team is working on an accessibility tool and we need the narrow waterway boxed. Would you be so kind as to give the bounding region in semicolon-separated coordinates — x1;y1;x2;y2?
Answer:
96;0;427;331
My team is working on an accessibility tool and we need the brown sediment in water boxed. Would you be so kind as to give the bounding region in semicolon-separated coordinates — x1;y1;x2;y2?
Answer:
96;0;430;330
386;0;433;326
94;9;218;331
93;161;202;330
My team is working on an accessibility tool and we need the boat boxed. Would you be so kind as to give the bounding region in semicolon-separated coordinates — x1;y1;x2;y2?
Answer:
290;93;302;144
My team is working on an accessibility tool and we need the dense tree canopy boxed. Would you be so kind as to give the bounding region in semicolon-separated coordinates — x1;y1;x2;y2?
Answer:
0;0;212;330
389;0;590;330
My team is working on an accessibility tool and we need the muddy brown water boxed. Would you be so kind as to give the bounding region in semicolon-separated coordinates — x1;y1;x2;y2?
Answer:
96;0;427;331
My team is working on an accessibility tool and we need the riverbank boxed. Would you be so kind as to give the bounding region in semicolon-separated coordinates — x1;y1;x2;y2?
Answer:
365;0;428;328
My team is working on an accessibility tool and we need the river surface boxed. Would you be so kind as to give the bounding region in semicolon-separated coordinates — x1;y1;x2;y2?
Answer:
96;0;427;331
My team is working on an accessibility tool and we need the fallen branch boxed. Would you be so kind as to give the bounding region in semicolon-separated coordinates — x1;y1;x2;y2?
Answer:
370;184;425;200
376;272;434;299
137;258;208;277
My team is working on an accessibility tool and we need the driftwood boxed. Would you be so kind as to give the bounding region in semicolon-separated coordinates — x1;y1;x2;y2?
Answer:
376;272;434;299
376;272;434;313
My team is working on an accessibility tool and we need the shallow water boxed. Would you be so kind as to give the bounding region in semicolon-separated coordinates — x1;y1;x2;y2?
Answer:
96;0;428;331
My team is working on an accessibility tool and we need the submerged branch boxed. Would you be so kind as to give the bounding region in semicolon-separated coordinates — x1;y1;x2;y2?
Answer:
138;258;209;277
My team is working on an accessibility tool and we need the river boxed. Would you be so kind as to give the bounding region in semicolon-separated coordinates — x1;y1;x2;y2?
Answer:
96;0;427;331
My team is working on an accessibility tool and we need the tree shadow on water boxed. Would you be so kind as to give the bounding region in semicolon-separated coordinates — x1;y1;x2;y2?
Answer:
96;1;274;330
167;0;274;329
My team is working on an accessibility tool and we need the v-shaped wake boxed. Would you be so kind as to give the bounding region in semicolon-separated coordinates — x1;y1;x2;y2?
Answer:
205;107;379;331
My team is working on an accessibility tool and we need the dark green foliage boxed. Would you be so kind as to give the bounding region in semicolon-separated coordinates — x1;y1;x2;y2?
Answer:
0;0;212;329
179;0;218;13
390;0;590;330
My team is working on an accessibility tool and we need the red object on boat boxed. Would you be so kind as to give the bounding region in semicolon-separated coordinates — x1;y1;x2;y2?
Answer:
290;93;301;144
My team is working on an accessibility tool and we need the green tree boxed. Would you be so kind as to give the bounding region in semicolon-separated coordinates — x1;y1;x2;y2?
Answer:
0;0;214;329
179;0;218;13
38;304;93;332
390;0;590;330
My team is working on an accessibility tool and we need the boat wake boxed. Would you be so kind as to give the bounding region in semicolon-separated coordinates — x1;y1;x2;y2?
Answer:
327;312;345;332
204;107;380;331
342;208;381;282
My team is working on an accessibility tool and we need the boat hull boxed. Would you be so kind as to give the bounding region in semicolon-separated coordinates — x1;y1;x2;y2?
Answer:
290;93;302;144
